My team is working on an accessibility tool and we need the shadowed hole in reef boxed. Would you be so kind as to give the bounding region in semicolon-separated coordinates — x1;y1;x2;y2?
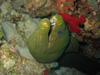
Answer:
57;53;100;75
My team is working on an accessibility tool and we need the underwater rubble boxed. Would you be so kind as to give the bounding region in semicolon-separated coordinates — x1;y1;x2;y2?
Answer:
0;41;58;75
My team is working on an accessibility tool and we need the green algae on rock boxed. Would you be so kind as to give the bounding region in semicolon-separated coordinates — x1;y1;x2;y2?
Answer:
12;0;58;17
27;15;70;63
0;26;4;39
87;0;98;9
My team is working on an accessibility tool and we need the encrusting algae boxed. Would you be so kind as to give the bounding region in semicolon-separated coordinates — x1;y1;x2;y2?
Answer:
0;40;58;75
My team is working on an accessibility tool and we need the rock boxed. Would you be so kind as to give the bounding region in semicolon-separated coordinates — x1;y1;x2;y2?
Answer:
54;67;86;75
1;11;42;60
0;1;12;16
87;0;98;9
0;0;3;6
16;13;41;40
1;21;34;60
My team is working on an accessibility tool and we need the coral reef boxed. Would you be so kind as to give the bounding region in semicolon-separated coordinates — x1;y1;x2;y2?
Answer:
0;41;58;75
12;0;58;17
55;0;76;14
0;0;100;74
71;0;100;61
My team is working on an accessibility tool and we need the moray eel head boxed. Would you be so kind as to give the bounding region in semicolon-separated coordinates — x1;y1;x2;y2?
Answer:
28;15;70;63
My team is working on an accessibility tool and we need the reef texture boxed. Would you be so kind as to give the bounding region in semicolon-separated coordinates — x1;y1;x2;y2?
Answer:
52;0;76;15
0;41;58;75
12;0;59;17
69;0;100;61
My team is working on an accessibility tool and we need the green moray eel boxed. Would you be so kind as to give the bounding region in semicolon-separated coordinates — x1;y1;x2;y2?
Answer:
65;36;79;53
27;15;70;63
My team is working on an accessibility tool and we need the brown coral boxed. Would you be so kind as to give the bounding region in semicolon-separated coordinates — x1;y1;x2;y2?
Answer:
12;0;58;17
55;0;76;12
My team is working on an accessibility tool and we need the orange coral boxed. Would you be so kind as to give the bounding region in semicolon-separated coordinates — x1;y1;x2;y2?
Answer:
56;0;76;12
42;69;50;75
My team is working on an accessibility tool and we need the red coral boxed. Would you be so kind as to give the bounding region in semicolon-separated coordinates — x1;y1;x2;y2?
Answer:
59;13;86;35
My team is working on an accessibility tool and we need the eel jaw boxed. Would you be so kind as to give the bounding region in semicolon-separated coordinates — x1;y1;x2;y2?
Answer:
48;17;56;36
50;17;56;30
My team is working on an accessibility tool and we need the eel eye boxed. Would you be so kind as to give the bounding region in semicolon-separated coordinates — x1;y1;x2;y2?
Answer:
58;30;64;34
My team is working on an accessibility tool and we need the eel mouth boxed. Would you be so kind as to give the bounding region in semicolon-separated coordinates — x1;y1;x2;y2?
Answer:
48;17;56;36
